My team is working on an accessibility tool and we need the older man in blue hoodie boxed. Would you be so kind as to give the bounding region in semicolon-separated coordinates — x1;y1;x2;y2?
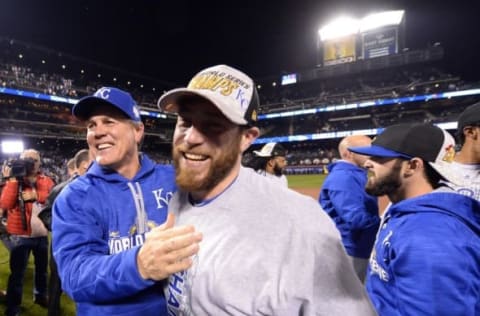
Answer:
53;87;202;316
349;123;480;316
319;135;380;282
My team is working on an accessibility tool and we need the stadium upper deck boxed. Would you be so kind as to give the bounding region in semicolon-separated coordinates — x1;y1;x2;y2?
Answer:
1;38;480;159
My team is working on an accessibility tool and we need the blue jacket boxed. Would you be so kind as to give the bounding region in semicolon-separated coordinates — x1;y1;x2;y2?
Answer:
52;155;176;316
319;161;379;258
366;191;480;316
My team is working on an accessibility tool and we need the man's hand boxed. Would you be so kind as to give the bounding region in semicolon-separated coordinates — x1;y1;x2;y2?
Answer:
1;163;11;179
137;213;202;281
22;189;37;202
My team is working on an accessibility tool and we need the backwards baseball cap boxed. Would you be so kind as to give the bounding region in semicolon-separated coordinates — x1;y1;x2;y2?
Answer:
348;123;460;184
457;101;480;131
157;64;258;125
253;142;286;158
72;87;141;122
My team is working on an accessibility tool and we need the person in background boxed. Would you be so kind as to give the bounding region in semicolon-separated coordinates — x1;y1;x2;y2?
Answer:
157;64;376;315
39;148;92;316
52;87;202;315
66;158;76;179
1;149;55;316
319;135;379;282
349;123;480;316
250;142;289;187
449;101;480;200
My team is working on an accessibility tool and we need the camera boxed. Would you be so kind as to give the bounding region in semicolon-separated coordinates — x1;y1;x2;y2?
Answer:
6;158;36;179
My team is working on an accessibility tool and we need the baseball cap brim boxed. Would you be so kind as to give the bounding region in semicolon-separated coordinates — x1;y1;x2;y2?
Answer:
72;96;124;121
253;150;271;157
157;88;248;125
348;145;413;159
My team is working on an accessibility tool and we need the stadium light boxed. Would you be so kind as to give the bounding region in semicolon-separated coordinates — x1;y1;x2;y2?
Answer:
1;140;24;154
359;10;404;32
318;10;405;41
319;16;359;41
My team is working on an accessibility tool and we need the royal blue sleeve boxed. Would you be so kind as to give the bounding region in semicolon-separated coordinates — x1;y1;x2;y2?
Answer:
320;170;379;230
52;182;153;303
389;216;478;315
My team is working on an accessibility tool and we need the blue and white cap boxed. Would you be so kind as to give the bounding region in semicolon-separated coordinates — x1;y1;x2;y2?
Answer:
72;87;141;122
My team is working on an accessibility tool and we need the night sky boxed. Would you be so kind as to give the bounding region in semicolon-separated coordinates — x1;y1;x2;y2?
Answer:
1;0;479;86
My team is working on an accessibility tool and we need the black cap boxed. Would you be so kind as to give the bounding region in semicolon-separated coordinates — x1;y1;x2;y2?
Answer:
348;123;462;185
457;101;480;131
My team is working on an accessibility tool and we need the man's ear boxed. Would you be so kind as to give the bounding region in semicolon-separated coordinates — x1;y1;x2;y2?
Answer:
267;158;275;168
464;126;478;140
404;157;424;177
134;122;145;146
240;126;260;152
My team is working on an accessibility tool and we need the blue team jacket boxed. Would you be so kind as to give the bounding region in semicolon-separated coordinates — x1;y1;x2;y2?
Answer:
52;155;176;316
366;191;480;316
319;161;379;258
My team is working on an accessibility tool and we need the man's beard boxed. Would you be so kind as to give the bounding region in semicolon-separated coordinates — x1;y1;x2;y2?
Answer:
173;137;242;193
365;161;402;197
273;163;283;177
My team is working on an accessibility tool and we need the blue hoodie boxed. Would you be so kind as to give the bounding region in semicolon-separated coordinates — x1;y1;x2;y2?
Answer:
319;161;379;258
52;155;176;316
366;191;480;316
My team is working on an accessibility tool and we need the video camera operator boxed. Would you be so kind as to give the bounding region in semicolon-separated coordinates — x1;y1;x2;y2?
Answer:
0;149;54;316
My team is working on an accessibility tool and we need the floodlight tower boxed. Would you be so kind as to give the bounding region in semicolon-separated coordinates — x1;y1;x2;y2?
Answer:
317;16;360;67
316;10;405;66
358;10;405;59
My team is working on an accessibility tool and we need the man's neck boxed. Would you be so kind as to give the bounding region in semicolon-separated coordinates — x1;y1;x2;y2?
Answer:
389;179;434;204
190;164;240;202
454;149;480;164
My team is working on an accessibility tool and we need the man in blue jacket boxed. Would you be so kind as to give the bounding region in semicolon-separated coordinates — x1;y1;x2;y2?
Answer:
349;123;480;316
52;87;203;315
319;135;379;282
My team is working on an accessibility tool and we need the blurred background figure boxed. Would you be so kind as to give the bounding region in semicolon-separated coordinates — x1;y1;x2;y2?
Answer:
249;142;289;187
0;149;54;316
39;148;92;316
319;135;379;282
450;101;480;200
66;158;76;179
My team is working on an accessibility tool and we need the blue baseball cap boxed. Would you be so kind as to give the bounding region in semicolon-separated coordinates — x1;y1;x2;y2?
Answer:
72;87;141;122
348;145;413;160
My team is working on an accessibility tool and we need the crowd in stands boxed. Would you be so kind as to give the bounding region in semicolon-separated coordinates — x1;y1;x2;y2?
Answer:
257;63;473;114
0;38;170;107
0;63;80;97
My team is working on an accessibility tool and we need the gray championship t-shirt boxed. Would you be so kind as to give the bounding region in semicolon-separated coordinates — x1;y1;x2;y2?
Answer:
165;167;376;316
